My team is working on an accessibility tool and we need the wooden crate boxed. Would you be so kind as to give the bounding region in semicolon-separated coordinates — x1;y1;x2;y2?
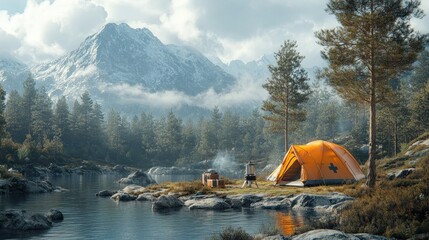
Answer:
207;179;225;188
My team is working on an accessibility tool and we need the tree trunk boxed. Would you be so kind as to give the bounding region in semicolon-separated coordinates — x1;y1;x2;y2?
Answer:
366;0;377;188
284;102;289;152
394;119;398;156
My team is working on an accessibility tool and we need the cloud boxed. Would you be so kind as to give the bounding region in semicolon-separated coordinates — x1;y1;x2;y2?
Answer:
0;0;428;68
0;0;107;63
103;75;267;110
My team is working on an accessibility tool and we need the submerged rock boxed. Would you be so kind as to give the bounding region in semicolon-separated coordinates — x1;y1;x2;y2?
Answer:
152;195;184;210
118;170;156;186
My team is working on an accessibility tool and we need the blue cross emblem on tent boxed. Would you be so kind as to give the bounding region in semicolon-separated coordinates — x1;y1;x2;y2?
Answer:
328;163;338;173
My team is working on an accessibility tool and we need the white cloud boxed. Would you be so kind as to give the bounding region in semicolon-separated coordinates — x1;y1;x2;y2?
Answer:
0;0;428;67
0;0;107;63
103;75;267;110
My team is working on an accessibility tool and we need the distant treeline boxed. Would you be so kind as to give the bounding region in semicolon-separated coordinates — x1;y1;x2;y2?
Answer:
0;49;428;168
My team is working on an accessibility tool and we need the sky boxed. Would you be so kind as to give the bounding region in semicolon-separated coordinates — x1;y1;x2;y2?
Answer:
1;0;427;68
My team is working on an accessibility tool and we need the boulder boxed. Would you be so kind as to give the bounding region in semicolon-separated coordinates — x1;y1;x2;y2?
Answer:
136;193;156;201
5;177;57;193
185;197;231;210
152;195;184;210
291;229;359;240
118;170;156;186
96;190;117;197
290;193;353;212
290;229;388;240
224;198;243;209
0;209;53;230
44;209;64;222
110;192;137;201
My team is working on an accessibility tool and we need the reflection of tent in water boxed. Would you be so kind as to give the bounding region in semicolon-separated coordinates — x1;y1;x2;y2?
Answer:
272;212;304;236
267;140;365;186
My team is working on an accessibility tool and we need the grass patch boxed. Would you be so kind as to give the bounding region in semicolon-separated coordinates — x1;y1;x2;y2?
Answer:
145;180;214;196
338;156;429;239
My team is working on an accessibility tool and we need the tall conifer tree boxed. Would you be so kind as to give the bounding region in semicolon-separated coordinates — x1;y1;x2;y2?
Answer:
316;0;426;187
262;40;311;151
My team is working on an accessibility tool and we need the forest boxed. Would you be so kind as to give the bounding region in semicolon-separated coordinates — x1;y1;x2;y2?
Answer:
0;46;427;170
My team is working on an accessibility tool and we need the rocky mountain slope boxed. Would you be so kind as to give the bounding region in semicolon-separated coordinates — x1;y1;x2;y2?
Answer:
0;55;30;93
29;23;235;112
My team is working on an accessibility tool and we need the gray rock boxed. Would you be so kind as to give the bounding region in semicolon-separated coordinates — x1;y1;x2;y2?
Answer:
96;190;117;197
224;198;243;209
251;196;291;210
387;168;415;180
185;197;231;210
291;229;360;240
111;192;137;201
152;195;184;210
118;170;156;186
136;193;156;201
45;209;64;222
0;209;52;230
290;193;353;212
4;177;57;193
262;235;290;240
242;194;265;207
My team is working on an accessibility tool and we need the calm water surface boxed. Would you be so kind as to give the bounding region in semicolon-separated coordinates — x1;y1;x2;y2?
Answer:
0;174;305;239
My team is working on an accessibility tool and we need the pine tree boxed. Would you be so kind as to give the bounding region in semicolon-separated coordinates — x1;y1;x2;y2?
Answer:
22;76;37;135
5;90;25;142
262;40;311;151
54;96;70;146
409;81;429;135
31;87;53;148
316;0;426;187
106;109;125;162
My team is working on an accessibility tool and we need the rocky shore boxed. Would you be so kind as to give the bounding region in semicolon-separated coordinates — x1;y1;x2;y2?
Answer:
6;163;138;181
0;177;66;194
98;184;354;213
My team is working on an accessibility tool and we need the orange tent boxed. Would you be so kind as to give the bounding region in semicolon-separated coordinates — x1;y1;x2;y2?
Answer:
267;140;365;186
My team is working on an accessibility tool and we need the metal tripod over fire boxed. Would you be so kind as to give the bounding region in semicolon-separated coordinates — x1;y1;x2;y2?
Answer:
242;160;258;188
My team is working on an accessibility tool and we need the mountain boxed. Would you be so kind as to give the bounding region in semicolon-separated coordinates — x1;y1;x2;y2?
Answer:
0;55;30;93
213;54;274;81
31;23;235;110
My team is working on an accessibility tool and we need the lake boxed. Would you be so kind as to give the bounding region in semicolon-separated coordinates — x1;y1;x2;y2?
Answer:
0;174;305;239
